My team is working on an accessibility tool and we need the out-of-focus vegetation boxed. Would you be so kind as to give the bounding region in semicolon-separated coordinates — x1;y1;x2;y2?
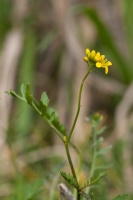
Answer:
0;0;133;199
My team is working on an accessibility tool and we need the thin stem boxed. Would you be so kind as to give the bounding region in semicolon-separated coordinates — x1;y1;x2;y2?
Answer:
68;70;90;142
77;191;81;200
65;143;78;184
65;142;81;200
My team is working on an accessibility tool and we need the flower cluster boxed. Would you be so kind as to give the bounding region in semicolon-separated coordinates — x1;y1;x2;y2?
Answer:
84;48;112;74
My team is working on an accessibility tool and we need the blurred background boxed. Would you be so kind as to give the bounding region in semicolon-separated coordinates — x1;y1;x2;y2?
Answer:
0;0;133;199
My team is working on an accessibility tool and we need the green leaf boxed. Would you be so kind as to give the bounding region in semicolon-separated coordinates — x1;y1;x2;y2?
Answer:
25;83;33;104
90;171;106;185
7;83;66;134
95;163;113;171
112;194;128;200
79;171;106;191
96;145;112;156
47;107;57;123
40;92;49;107
6;90;26;102
60;171;78;189
47;107;66;134
21;83;26;99
53;119;66;134
39;92;49;116
95;126;106;135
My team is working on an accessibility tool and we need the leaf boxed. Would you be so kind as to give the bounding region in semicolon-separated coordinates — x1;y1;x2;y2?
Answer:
96;145;112;156
7;83;66;134
6;90;26;102
52;115;66;134
95;163;113;171
47;107;57;123
25;83;33;104
6;83;33;105
40;92;49;107
92;137;104;147
39;92;49;116
47;107;66;134
60;171;78;189
89;171;106;185
95;126;106;135
21;83;26;99
79;171;106;191
112;194;128;200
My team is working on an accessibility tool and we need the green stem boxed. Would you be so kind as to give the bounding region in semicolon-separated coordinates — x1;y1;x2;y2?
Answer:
77;191;81;200
65;142;81;200
68;70;90;142
65;142;78;184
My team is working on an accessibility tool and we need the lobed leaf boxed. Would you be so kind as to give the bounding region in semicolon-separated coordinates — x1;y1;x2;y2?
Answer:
47;107;66;134
60;171;78;189
7;83;66;135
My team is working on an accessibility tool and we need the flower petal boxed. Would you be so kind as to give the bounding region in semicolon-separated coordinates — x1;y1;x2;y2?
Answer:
105;67;108;74
96;62;102;68
86;49;90;56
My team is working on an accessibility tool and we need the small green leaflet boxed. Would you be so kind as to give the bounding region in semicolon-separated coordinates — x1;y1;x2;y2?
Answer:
21;83;26;99
25;83;33;104
40;92;49;107
39;92;49;116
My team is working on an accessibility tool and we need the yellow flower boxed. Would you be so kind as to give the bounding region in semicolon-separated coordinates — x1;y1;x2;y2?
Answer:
84;56;89;62
84;48;112;74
